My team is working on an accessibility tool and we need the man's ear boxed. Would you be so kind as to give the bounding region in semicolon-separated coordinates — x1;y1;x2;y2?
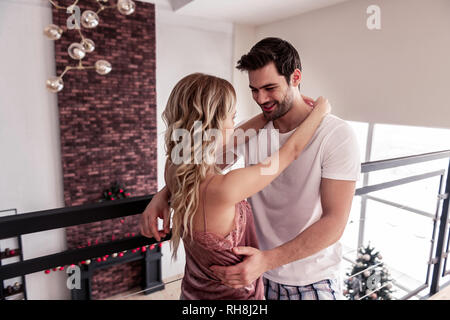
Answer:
290;69;302;87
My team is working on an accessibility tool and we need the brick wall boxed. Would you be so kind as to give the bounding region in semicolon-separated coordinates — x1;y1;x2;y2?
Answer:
52;1;157;300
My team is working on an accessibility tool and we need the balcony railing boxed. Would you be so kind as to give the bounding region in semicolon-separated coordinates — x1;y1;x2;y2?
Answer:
0;195;170;299
346;149;450;299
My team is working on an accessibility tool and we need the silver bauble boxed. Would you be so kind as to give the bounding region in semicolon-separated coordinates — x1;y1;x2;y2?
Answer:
46;76;64;93
44;24;63;40
81;38;95;53
95;60;112;75
68;43;86;60
81;10;100;29
117;0;136;15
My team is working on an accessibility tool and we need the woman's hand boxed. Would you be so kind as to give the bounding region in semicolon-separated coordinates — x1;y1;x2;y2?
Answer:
301;94;315;107
139;187;171;242
311;96;331;118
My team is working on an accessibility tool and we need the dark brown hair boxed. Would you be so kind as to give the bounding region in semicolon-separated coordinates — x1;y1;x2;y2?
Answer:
236;37;302;88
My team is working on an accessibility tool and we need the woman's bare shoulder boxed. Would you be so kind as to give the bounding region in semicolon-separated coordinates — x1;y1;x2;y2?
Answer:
202;174;230;205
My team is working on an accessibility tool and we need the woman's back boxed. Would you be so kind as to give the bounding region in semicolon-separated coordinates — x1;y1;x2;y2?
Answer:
180;175;264;300
165;164;238;238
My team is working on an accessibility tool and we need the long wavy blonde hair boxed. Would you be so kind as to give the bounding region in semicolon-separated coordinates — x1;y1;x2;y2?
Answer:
162;73;236;259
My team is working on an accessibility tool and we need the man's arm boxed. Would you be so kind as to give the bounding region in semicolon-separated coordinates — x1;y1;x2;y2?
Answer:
265;178;355;268
210;178;356;288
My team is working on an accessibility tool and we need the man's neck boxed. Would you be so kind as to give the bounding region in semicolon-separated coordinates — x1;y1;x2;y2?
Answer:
273;96;312;133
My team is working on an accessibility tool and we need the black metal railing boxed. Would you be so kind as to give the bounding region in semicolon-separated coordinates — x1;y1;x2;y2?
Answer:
0;150;449;300
348;149;450;299
0;194;170;300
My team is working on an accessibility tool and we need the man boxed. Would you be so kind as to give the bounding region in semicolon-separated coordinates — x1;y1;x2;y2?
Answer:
140;37;360;300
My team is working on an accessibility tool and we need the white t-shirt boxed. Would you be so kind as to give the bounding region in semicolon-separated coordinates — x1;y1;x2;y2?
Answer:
235;114;361;286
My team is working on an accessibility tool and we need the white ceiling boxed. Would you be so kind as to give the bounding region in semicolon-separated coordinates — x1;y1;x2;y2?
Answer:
140;0;351;26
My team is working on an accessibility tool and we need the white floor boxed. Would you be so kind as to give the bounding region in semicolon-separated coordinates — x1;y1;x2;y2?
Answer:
105;274;183;300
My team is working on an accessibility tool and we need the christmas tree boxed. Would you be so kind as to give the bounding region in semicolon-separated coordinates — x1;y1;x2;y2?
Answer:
344;244;394;300
99;181;131;202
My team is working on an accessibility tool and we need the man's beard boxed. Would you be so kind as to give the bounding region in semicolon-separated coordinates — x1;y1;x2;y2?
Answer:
262;89;294;121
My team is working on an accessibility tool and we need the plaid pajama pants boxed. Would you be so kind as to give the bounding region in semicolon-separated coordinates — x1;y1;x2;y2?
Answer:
263;277;344;300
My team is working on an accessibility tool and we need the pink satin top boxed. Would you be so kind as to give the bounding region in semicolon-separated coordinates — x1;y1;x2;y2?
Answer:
180;176;264;300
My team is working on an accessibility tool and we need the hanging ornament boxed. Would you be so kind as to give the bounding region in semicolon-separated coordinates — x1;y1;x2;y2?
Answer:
81;38;95;53
46;76;64;93
81;10;100;29
95;60;112;75
68;43;86;60
44;24;63;40
117;0;136;15
45;0;136;92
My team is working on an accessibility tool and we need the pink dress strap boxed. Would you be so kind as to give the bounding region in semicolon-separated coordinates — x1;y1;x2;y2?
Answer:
202;175;216;233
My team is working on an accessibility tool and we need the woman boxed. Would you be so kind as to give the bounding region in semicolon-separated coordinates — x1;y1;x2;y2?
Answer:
162;73;330;299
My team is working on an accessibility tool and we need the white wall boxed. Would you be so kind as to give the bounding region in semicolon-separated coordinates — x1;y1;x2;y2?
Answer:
0;0;69;299
232;24;258;123
155;3;234;279
251;0;450;129
0;0;235;299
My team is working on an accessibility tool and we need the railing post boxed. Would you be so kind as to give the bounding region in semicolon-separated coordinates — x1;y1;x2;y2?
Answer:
357;123;374;250
430;159;450;295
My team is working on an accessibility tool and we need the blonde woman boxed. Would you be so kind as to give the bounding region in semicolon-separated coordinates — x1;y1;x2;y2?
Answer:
159;73;330;300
